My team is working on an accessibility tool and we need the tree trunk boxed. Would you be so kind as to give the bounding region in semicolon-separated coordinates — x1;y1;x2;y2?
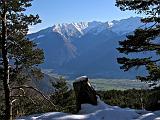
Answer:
1;1;12;120
73;76;97;112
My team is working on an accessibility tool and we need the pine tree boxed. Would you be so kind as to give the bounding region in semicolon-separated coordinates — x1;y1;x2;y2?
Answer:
0;0;44;120
51;76;76;113
116;1;160;83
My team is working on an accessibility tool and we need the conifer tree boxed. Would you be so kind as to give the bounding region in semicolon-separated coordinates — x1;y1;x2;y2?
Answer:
0;0;44;120
116;0;160;83
51;76;76;113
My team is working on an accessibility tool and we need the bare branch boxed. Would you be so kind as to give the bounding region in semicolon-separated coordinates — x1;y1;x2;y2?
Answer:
11;85;59;110
11;95;37;105
11;99;18;104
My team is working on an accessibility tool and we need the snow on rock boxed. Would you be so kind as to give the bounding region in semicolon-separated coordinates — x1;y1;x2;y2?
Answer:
74;76;88;82
17;97;160;120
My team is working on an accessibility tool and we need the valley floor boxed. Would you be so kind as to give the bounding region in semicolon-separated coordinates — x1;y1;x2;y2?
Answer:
17;97;160;120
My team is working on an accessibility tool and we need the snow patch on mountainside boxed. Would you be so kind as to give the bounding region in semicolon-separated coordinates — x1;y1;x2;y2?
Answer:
30;34;45;41
37;34;45;39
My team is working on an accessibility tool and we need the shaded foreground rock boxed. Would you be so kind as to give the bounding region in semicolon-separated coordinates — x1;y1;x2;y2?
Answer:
73;76;97;112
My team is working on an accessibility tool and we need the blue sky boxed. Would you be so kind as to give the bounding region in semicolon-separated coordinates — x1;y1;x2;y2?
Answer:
27;0;142;33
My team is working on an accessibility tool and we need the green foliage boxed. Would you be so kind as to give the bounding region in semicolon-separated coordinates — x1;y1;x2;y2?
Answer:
145;89;160;111
50;90;77;113
98;89;160;111
116;0;160;83
51;77;77;113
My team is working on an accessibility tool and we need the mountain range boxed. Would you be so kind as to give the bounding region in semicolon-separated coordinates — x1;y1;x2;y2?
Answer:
28;17;146;79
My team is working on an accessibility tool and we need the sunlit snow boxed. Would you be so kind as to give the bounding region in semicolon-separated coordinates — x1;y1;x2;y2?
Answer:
17;97;160;120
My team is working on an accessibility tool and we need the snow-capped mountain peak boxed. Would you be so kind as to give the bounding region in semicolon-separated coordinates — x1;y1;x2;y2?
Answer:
110;17;142;35
108;21;114;28
72;22;88;34
52;22;88;39
84;21;109;35
52;21;110;39
52;17;142;39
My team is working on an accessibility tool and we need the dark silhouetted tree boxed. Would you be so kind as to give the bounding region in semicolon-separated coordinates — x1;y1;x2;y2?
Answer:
0;0;44;120
116;0;160;83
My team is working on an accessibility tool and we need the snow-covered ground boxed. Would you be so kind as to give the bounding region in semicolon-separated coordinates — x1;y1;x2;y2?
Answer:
17;97;160;120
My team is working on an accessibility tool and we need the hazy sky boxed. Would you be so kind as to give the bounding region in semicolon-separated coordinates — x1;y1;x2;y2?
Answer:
26;0;142;33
